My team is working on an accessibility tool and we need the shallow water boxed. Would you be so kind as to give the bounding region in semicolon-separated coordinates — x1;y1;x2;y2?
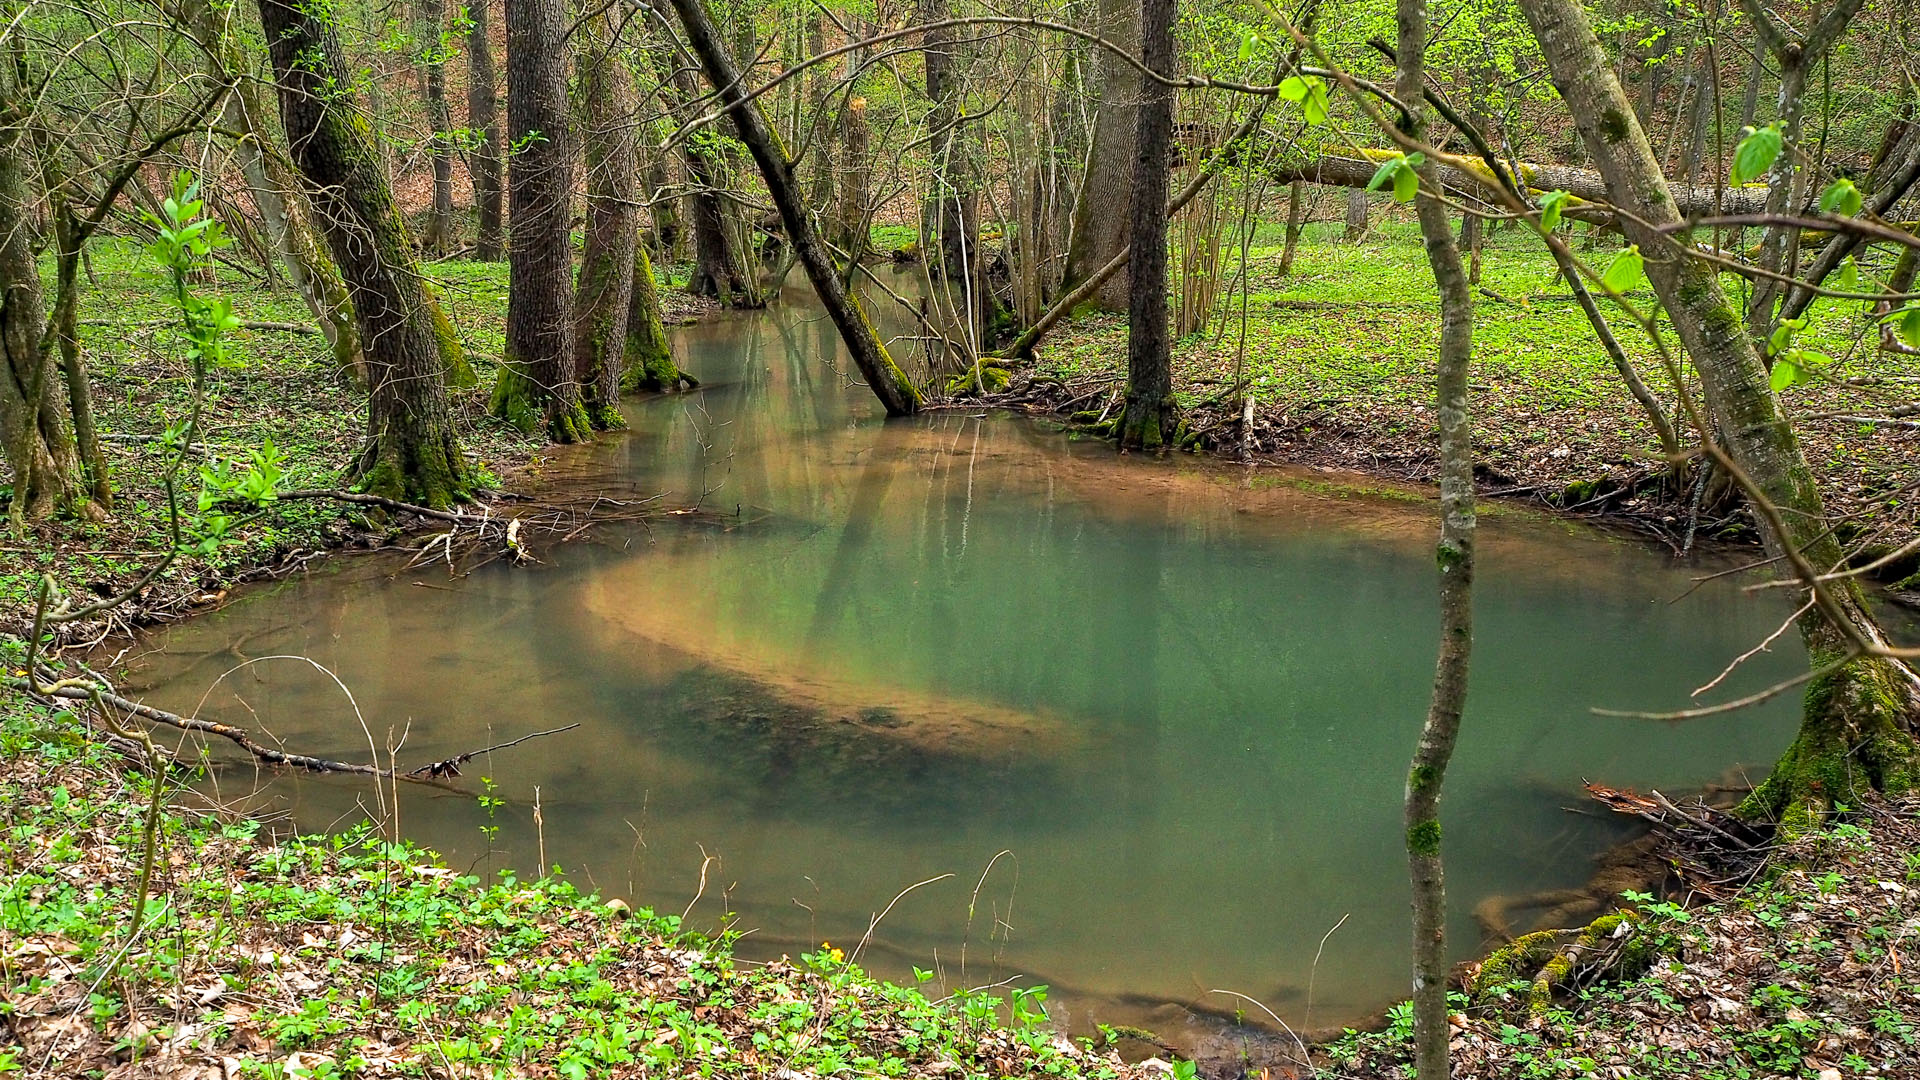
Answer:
127;280;1806;1035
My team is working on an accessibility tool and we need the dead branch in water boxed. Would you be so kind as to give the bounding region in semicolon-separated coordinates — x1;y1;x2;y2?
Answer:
1586;782;1777;894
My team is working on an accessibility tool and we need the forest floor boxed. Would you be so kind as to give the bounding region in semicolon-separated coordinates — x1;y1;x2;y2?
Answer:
1010;219;1920;570
0;243;717;645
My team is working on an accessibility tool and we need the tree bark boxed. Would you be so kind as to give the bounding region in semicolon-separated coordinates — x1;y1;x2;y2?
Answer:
1517;0;1919;829
624;242;695;392
1060;0;1138;310
573;12;635;429
490;0;589;441
258;0;472;506
1277;181;1306;276
418;0;455;255
1395;3;1477;1078
1117;0;1175;450
186;0;364;380
1344;187;1369;239
666;0;920;416
0;116;84;524
467;0;505;261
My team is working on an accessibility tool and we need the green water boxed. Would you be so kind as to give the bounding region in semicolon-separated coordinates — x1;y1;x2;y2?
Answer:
128;281;1805;1040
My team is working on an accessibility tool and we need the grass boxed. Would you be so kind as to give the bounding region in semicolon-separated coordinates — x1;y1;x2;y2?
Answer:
1033;216;1919;541
0;688;1149;1079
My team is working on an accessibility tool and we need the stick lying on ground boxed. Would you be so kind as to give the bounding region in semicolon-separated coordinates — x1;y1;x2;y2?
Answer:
13;672;580;783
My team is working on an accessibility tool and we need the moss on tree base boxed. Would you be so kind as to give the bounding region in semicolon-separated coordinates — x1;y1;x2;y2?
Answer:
1736;654;1920;832
349;430;472;509
1115;395;1178;451
490;364;592;443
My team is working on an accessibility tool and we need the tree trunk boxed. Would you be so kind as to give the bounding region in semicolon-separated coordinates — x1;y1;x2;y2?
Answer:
0;119;85;525
490;0;589;441
418;0;455;255
624;243;695;392
1060;0;1138;310
836;96;871;256
1396;3;1477;1078
187;0;364;380
572;13;635;429
1517;0;1920;829
1116;0;1175;450
258;0;472;506
666;0;920;416
467;0;505;261
1276;181;1306;276
1344;187;1370;240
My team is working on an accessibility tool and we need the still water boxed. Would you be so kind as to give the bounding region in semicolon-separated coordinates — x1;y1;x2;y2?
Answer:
126;282;1803;1036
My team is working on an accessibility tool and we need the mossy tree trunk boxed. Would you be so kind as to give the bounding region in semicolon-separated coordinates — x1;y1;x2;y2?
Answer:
572;12;634;429
1517;0;1920;828
1395;0;1478;1075
624;244;695;392
0;113;86;525
1116;0;1175;451
491;0;590;441
666;0;920;416
258;0;472;507
467;0;505;261
1060;0;1137;311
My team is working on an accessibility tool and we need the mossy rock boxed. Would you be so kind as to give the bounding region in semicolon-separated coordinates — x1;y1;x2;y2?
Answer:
943;363;1011;398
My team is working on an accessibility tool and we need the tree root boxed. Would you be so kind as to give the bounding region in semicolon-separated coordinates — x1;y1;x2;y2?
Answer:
1468;911;1654;1019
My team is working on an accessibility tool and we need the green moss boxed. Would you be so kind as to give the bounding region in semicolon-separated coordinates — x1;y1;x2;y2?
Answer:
426;287;477;389
490;362;592;444
943;362;1011;397
1408;763;1437;792
1435;538;1468;572
1736;654;1920;831
1470;930;1559;999
1599;108;1629;144
1406;818;1442;857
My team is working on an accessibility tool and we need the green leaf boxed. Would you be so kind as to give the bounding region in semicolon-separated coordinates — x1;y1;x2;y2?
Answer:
1301;80;1330;125
1902;306;1920;350
1538;190;1570;232
1365;155;1403;193
1277;75;1306;102
1601;246;1644;293
1392;160;1419;202
1834;257;1859;293
1238;31;1257;63
1769;356;1801;391
1818;178;1862;217
1731;122;1783;186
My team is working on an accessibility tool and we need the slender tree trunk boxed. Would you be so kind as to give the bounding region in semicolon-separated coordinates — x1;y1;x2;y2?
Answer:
1344;187;1370;239
490;0;589;440
1117;0;1175;450
467;0;505;261
1276;181;1306;276
836;97;871;256
0;118;85;525
624;242;695;391
1395;3;1477;1077
666;0;920;416
47;206;110;509
258;0;472;506
1061;0;1138;309
1518;0;1920;829
572;12;635;429
419;0;455;255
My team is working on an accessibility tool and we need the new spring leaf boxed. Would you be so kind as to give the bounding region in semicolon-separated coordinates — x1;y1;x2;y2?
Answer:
1602;246;1644;293
1731;122;1783;186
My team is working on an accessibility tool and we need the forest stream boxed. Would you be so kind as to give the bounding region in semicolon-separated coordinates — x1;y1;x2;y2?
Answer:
121;277;1809;1042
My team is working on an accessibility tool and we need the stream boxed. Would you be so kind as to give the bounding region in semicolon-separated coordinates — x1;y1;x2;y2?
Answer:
125;276;1805;1042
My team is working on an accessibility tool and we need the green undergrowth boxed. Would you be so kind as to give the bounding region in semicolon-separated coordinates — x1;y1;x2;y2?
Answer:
1320;808;1920;1079
0;692;1146;1079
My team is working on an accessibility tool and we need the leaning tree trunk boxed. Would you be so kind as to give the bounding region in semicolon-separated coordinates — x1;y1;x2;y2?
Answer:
1396;1;1478;1078
1518;0;1920;830
572;12;636;430
1116;0;1175;450
624;243;696;392
491;0;589;441
258;0;472;506
185;0;364;381
1060;0;1139;310
0;119;85;525
467;0;505;261
418;0;455;255
666;0;920;416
